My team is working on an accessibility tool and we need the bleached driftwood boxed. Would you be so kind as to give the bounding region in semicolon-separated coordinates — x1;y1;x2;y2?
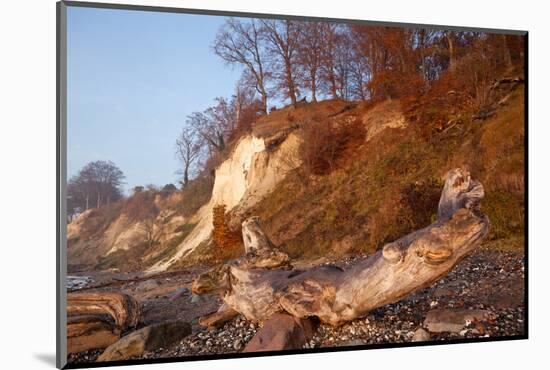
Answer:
67;315;121;354
67;292;140;330
193;168;489;326
66;292;141;353
242;217;275;254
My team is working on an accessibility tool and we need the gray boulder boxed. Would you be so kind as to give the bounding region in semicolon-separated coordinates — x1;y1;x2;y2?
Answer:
424;309;490;333
97;320;191;362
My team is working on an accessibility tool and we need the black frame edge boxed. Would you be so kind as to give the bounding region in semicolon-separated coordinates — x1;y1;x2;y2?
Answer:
63;335;528;369
523;32;529;339
57;1;68;369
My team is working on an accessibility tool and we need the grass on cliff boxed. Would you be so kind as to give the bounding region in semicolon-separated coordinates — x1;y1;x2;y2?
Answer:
246;86;525;261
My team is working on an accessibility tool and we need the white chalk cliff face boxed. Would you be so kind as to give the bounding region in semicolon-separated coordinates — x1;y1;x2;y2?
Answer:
148;133;300;272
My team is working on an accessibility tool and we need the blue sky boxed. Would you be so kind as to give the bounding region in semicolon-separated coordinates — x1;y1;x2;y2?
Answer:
67;6;242;192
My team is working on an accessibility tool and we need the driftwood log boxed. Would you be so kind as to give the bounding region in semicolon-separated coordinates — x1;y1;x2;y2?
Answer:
67;315;121;354
67;292;140;330
193;168;490;326
67;292;140;353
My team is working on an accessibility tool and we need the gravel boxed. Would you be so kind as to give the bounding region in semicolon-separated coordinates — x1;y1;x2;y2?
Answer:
144;315;259;359
68;246;525;364
307;247;524;348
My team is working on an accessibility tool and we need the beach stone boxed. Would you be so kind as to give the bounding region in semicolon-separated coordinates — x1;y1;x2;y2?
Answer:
411;328;430;342
244;313;316;352
97;320;191;362
424;309;490;333
136;279;159;291
169;287;190;302
191;294;204;303
337;339;364;347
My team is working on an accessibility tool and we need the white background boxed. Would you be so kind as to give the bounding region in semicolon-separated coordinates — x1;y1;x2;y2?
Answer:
0;0;546;368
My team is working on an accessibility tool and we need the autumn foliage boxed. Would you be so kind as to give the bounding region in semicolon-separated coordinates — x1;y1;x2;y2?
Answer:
300;116;366;176
401;33;525;136
178;21;525;191
212;204;243;262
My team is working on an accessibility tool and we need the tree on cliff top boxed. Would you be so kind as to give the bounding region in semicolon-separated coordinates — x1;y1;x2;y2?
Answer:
213;19;270;114
175;128;202;187
67;160;126;218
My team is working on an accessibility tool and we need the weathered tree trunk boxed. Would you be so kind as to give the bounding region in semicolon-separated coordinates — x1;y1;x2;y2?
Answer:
286;60;298;107
67;315;121;354
501;34;513;69
183;162;190;187
66;292;140;353
311;71;318;103
242;217;275;254
193;168;489;326
446;32;456;72
67;292;140;330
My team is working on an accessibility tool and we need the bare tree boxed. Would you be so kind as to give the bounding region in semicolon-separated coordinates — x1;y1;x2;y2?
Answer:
94;161;126;205
67;160;125;218
296;22;324;102
227;79;263;140
134;192;162;248
175;128;202;187
213;19;269;113
333;30;353;100
139;217;163;249
348;31;371;101
444;31;456;71
233;80;255;127
261;19;301;106
315;23;340;100
187;97;236;154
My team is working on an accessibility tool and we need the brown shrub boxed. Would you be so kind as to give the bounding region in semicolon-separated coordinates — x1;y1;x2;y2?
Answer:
365;193;403;249
300;118;366;177
286;112;296;124
177;175;214;217
399;178;444;230
359;176;442;251
122;190;158;222
227;100;264;143
369;70;427;101
402;72;473;138
403;36;524;139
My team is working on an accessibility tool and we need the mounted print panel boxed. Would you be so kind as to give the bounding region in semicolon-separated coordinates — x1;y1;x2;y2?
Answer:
57;1;527;368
